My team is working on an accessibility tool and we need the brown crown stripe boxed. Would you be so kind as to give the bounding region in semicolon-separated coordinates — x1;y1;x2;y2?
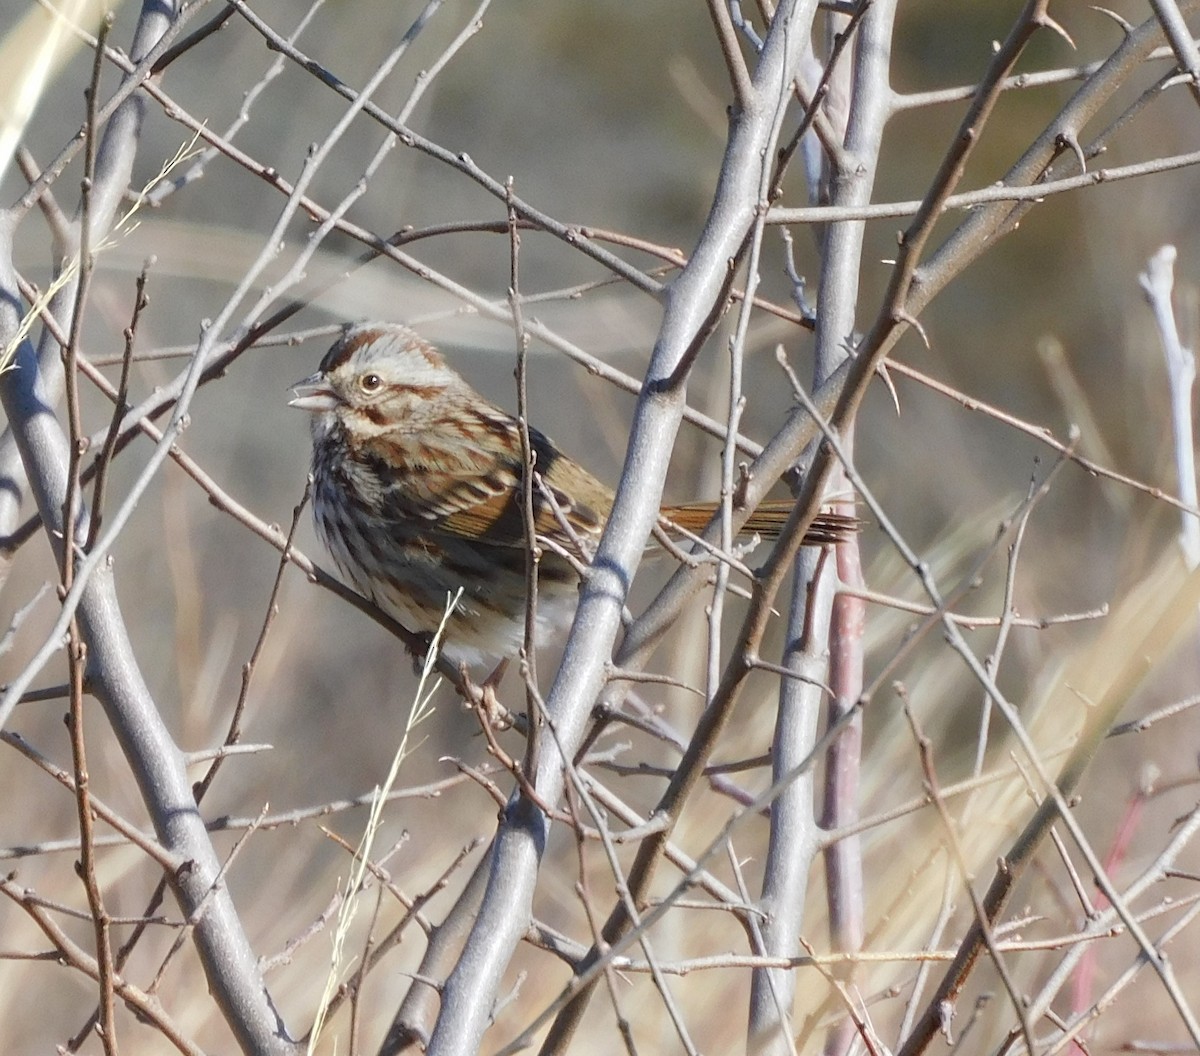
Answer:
322;328;382;372
322;326;442;374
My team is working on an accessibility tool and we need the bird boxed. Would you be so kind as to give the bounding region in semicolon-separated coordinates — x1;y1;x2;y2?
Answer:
290;323;854;668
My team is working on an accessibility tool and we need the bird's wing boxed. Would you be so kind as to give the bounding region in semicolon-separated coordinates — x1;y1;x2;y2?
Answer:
365;412;606;558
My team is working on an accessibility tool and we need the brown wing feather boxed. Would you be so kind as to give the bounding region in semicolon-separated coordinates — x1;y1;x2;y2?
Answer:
663;501;859;545
422;415;608;556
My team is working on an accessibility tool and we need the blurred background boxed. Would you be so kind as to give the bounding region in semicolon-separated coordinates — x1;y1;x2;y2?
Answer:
1;0;1199;1051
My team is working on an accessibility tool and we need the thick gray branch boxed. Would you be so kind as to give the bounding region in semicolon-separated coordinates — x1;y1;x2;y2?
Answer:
427;4;822;1053
0;0;293;1048
0;219;294;1056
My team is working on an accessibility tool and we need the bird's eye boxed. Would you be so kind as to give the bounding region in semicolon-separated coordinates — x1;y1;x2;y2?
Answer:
359;372;383;394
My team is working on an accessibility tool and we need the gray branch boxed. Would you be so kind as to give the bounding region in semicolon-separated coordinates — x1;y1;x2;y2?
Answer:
0;2;294;1051
427;4;823;1053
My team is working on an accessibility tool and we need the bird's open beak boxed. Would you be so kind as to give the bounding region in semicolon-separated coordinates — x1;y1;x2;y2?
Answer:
288;373;340;412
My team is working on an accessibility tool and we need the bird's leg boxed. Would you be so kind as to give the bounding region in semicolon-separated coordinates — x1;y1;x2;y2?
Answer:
461;659;515;732
481;658;511;729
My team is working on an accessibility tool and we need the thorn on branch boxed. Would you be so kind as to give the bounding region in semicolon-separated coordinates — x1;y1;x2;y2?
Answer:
1035;12;1077;49
1089;6;1134;34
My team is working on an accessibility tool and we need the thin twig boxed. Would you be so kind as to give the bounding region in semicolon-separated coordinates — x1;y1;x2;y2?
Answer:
64;21;118;1053
0;878;204;1056
903;696;1038;1056
508;177;542;776
87;260;148;549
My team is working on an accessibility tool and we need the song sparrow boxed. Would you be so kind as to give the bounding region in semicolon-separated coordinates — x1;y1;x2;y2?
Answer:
290;324;853;667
